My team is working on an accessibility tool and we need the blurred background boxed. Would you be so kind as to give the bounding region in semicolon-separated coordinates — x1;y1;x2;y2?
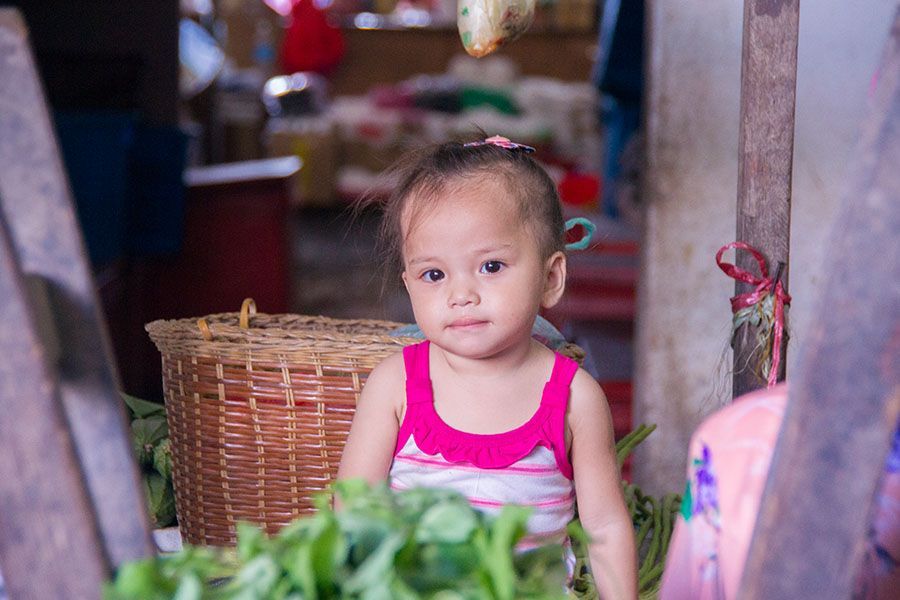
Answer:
2;0;892;497
2;0;640;414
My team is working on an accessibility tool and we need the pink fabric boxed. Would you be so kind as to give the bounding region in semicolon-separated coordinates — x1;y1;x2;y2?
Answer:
389;341;578;572
660;383;900;600
394;341;576;479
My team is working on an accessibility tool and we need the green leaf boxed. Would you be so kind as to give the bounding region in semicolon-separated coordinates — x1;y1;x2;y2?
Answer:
283;543;316;599
332;478;371;504
388;577;424;600
342;531;406;594
395;487;467;522
153;438;173;480
228;555;280;597
161;546;227;582
132;416;168;464
360;579;394;600
400;542;479;593
236;522;267;562
121;392;166;418
172;573;202;600
310;514;346;590
415;500;477;544
108;559;175;599
144;473;176;528
429;592;468;600
513;546;568;598
484;506;530;600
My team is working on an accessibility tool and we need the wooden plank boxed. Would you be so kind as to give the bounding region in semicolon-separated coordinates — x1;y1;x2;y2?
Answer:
738;11;900;599
733;0;800;397
0;8;154;567
0;216;109;597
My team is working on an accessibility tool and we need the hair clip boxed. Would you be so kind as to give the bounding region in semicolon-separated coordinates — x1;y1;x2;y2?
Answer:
564;217;596;251
463;135;535;153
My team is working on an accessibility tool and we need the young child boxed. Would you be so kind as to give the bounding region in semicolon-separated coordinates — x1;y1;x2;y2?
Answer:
336;136;637;599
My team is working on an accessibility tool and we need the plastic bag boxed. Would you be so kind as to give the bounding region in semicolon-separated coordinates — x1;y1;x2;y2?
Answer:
458;0;535;58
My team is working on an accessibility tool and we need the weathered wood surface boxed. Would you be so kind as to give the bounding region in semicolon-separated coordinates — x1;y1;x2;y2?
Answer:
738;10;900;599
0;7;154;571
733;0;800;398
0;218;110;597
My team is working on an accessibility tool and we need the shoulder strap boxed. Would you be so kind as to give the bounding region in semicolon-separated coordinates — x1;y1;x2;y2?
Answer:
541;353;578;409
402;340;430;379
396;341;432;456
548;352;579;386
542;352;578;479
403;341;432;404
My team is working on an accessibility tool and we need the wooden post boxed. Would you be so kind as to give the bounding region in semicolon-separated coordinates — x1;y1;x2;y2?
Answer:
0;8;154;569
733;0;800;398
0;217;111;597
738;11;900;598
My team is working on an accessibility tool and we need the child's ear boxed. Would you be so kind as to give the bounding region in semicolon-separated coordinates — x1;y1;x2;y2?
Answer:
541;251;566;309
401;270;410;292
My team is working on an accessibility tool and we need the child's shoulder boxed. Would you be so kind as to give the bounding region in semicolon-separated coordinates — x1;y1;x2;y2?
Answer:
358;349;408;417
566;363;608;414
369;348;407;382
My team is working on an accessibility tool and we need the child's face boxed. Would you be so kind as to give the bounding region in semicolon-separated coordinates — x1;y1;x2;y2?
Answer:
400;178;564;360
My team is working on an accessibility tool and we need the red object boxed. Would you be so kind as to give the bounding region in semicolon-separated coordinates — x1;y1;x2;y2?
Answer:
558;171;602;208
716;241;792;388
116;159;296;397
280;0;345;76
603;380;633;441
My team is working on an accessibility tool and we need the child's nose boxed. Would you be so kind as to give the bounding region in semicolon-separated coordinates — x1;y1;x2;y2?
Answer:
448;279;479;307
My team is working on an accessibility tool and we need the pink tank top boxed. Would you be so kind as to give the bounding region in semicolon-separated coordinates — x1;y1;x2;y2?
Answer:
389;341;578;549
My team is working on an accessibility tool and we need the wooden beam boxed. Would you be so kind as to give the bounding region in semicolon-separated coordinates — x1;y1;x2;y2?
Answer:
733;0;800;398
0;8;154;567
0;216;110;598
738;11;900;598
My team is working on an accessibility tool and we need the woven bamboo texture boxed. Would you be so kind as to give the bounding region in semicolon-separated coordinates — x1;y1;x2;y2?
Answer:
146;300;418;546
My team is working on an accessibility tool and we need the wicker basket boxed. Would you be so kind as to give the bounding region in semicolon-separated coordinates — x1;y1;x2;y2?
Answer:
146;299;418;546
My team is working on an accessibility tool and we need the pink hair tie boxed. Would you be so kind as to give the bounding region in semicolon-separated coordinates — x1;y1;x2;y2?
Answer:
463;135;535;153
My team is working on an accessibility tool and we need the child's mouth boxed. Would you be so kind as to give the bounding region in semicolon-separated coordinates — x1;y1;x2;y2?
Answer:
448;318;488;330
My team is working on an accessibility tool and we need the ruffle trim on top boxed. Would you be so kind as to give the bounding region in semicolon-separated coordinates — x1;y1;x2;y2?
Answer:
395;341;576;479
400;397;574;479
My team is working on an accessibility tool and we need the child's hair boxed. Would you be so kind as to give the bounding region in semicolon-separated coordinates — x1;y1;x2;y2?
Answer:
363;138;566;279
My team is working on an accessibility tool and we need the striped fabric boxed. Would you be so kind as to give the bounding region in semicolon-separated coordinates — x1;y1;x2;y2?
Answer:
388;341;578;554
391;440;575;549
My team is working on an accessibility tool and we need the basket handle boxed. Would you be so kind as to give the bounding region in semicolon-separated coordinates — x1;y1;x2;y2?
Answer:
195;298;256;340
197;318;213;341
239;298;257;329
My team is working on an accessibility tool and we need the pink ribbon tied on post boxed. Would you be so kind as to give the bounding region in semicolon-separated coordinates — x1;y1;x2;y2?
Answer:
716;241;792;388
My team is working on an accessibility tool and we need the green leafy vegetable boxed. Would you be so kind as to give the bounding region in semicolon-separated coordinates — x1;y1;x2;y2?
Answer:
144;473;177;529
110;424;680;599
107;483;570;599
154;438;173;481
122;392;176;528
123;392;167;418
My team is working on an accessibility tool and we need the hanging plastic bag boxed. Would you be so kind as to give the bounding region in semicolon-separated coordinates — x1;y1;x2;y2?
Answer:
458;0;535;58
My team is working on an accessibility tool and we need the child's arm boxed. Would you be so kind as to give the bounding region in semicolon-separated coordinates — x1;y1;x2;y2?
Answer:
569;370;637;600
335;352;405;501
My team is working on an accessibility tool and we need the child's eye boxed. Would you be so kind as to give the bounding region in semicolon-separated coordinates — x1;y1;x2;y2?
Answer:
480;261;505;274
421;269;445;282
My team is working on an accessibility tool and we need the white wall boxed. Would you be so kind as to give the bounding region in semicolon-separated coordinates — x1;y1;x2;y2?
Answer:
635;0;896;495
